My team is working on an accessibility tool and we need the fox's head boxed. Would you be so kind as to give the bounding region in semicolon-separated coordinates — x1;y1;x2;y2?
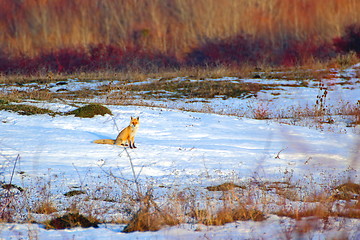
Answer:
130;116;140;128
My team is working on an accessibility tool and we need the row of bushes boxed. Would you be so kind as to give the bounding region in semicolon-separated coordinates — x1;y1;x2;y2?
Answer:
1;24;360;75
185;24;360;67
0;45;179;75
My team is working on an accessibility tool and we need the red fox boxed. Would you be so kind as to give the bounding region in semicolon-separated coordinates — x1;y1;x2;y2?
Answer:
93;116;140;148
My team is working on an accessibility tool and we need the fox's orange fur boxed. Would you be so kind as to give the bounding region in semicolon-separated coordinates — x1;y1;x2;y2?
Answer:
93;116;140;148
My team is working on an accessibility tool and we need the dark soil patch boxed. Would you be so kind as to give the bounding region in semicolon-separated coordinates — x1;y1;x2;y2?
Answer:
206;182;246;191
46;213;99;229
64;190;86;197
1;183;24;192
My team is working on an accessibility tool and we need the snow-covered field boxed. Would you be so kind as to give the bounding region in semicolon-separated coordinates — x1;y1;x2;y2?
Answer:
1;65;360;239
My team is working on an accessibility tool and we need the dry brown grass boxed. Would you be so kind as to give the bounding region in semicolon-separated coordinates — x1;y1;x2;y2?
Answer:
206;182;246;191
251;101;273;120
332;182;360;200
206;206;266;225
276;205;332;220
273;182;360;222
348;101;360;125
123;208;180;232
123;194;180;232
33;201;58;215
0;88;53;102
0;65;252;85
117;79;264;100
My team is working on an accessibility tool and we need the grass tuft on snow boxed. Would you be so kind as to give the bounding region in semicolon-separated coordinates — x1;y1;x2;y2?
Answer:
65;104;112;118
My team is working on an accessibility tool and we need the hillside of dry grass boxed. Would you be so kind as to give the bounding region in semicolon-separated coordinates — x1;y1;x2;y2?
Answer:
1;0;360;56
1;0;360;75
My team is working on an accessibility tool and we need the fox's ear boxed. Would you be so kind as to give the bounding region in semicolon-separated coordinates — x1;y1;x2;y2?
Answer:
136;116;139;120
131;116;134;120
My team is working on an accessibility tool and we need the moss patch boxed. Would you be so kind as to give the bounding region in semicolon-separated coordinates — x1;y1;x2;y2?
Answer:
64;190;86;197
65;104;112;118
0;104;55;115
0;98;9;104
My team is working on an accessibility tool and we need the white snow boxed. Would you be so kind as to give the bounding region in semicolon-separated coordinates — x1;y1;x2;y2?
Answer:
1;216;359;240
1;105;357;187
1;64;360;239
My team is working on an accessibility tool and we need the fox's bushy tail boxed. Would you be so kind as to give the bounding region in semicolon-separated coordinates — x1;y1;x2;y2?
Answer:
93;139;116;145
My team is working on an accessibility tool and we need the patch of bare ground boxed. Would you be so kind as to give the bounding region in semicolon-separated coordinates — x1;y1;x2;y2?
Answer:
45;213;99;229
106;78;267;101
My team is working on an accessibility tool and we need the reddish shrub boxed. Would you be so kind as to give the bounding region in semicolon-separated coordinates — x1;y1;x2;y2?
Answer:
87;44;178;72
279;39;335;66
35;48;90;73
0;52;39;75
186;34;268;66
186;35;334;67
0;44;179;75
0;50;14;74
333;24;360;54
121;47;179;71
88;44;124;70
1;48;90;75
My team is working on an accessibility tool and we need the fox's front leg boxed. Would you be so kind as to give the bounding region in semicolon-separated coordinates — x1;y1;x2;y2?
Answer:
129;137;136;149
128;141;135;149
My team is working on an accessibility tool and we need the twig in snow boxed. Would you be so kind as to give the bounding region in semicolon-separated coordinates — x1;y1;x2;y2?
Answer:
275;147;287;159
